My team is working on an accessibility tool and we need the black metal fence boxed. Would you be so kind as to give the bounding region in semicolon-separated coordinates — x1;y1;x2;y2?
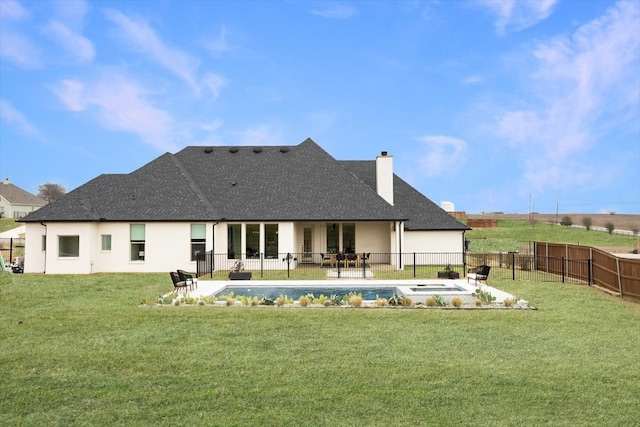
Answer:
0;237;24;266
196;251;589;284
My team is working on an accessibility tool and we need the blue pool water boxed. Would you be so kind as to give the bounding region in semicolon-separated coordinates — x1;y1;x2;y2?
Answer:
214;286;398;300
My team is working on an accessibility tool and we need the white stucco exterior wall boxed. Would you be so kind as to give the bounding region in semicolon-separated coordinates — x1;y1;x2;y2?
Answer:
403;230;465;265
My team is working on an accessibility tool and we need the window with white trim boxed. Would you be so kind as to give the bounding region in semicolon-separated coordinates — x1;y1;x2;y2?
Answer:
130;224;145;261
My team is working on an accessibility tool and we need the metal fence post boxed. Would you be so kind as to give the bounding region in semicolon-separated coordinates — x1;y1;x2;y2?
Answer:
413;253;416;278
511;252;515;280
561;256;565;283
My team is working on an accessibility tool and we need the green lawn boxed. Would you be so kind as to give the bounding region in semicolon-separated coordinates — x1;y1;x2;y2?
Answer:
466;220;639;252
1;272;639;426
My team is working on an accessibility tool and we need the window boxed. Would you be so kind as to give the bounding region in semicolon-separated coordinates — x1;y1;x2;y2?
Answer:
326;223;339;253
245;224;260;258
58;235;79;257
343;223;355;253
101;234;112;251
227;224;241;259
41;235;47;252
130;224;145;261
265;224;278;258
190;224;206;261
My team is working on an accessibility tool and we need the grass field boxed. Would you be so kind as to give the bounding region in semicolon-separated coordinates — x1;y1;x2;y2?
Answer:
1;272;639;426
465;220;639;253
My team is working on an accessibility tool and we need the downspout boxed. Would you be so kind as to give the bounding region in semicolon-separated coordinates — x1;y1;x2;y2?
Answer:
40;222;47;274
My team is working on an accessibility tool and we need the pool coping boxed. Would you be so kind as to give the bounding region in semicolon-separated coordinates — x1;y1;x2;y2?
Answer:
187;278;517;304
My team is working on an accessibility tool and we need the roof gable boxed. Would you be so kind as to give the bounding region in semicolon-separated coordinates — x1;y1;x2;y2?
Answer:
342;161;470;231
0;180;47;207
20;138;468;229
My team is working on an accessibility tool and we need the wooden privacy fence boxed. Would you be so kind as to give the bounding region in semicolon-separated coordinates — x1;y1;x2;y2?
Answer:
535;242;640;302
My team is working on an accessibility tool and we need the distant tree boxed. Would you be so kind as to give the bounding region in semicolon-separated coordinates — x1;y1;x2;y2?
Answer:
560;216;573;226
632;226;639;237
581;216;593;231
37;183;66;202
605;222;615;235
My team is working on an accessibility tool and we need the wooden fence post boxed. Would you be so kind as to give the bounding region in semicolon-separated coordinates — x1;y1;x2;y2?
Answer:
616;258;623;298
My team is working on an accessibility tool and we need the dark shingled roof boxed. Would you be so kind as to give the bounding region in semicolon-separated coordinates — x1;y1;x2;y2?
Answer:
341;161;469;231
20;138;469;230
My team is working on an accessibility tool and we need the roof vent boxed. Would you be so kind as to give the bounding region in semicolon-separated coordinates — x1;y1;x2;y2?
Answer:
381;151;388;156
253;147;262;153
204;147;213;153
229;147;239;153
280;147;290;153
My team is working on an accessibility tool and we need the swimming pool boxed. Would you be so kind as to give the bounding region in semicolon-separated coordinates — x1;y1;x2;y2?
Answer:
215;286;397;300
207;279;480;303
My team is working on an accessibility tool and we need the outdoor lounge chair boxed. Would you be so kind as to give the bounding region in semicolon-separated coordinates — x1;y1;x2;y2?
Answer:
177;269;198;289
170;271;192;293
467;265;491;286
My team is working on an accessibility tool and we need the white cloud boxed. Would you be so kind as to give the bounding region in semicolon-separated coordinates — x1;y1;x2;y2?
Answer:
0;29;40;68
0;99;40;138
480;0;557;34
312;5;357;19
494;0;640;192
206;26;232;54
416;135;468;176
52;79;86;111
202;73;227;100
45;20;95;62
0;0;30;21
103;8;201;93
51;0;89;28
51;75;176;152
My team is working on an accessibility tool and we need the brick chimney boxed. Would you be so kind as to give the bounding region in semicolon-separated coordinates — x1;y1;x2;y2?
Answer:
376;151;394;206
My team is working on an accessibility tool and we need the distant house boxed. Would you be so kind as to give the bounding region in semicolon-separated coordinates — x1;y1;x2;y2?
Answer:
0;179;47;219
19;139;469;274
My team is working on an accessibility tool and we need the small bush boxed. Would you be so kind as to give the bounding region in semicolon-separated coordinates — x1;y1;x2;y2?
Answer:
299;295;310;307
605;222;615;234
226;297;236;306
451;297;463;308
560;215;573;226
400;296;413;307
582;216;593;231
375;296;388;307
349;295;363;308
475;299;483;307
276;296;286;307
503;298;514;307
425;297;437;307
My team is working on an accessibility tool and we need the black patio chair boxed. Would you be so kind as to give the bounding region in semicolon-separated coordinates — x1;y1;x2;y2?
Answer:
467;265;491;286
177;269;198;289
170;271;191;293
346;252;358;267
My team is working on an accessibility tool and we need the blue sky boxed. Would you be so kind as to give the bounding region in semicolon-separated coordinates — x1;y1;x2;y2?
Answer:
1;0;639;214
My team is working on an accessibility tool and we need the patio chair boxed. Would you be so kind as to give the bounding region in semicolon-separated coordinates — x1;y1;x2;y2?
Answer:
346;252;358;267
177;269;198;289
169;271;191;293
467;265;491;286
335;252;346;268
320;253;332;267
